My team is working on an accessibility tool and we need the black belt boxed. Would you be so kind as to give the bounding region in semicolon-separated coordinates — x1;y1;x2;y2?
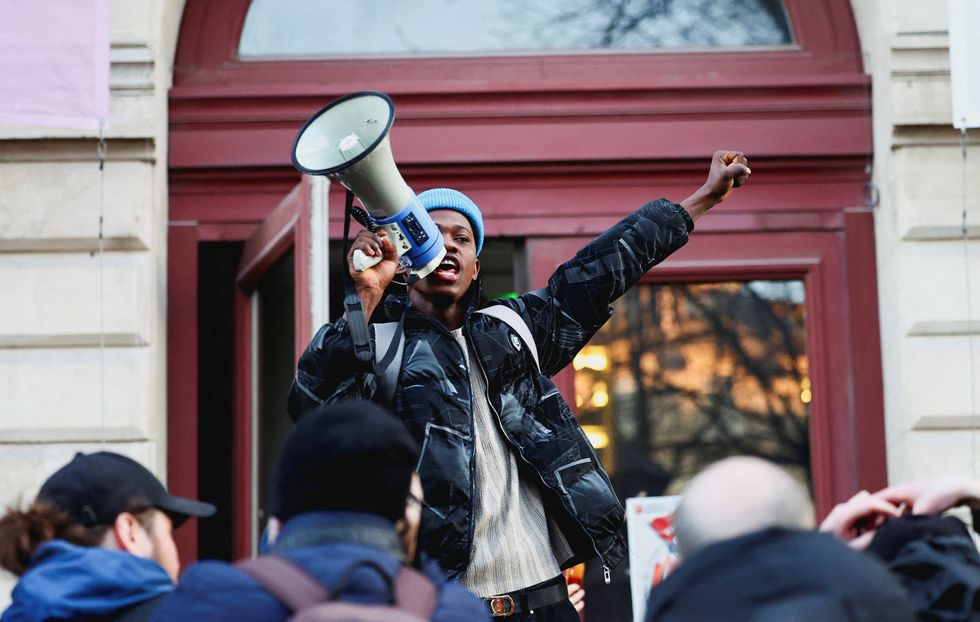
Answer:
484;576;568;618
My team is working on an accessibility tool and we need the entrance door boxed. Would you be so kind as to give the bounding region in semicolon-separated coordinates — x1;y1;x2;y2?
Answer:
230;176;328;558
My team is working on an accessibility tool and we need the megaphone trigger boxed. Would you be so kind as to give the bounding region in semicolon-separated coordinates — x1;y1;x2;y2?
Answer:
352;248;384;272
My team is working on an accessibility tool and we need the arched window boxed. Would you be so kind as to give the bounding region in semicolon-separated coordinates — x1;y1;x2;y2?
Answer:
239;0;793;58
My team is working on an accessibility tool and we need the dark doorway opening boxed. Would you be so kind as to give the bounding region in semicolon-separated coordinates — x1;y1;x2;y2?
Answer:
196;241;243;561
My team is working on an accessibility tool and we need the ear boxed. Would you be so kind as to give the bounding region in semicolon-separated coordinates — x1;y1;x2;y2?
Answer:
112;512;150;555
473;258;480;280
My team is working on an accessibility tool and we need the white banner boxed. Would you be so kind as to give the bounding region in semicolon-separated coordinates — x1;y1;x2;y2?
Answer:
949;0;980;129
0;0;110;129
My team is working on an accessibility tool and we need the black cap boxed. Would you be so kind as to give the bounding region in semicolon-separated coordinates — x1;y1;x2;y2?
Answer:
274;400;419;522
37;452;216;528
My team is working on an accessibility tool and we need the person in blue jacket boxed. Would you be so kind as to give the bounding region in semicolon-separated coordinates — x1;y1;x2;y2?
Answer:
0;452;216;622
150;400;489;622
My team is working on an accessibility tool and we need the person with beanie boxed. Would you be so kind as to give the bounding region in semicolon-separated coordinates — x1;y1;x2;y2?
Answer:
288;151;750;620
149;400;489;622
0;452;215;622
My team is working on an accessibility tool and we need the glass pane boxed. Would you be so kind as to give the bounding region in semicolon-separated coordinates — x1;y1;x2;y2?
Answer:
574;279;810;499
239;0;793;59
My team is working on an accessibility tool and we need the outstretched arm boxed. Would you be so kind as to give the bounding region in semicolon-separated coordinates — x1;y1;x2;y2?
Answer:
875;476;980;515
509;151;751;376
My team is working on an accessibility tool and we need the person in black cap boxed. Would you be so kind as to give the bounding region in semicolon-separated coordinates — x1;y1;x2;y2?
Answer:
0;451;215;622
150;400;488;622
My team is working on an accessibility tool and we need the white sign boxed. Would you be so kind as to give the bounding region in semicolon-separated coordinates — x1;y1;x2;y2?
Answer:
0;0;110;130
949;0;980;128
626;496;680;622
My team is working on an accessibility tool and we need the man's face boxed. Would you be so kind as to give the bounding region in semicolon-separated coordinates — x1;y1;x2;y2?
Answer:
410;209;480;307
147;511;180;582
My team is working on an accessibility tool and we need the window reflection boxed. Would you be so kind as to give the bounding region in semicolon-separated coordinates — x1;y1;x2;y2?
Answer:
574;280;811;498
239;0;793;59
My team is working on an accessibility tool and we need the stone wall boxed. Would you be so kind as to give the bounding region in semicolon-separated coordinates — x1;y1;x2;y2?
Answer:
851;0;980;482
0;0;185;605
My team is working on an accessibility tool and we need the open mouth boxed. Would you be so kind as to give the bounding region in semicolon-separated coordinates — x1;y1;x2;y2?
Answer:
431;255;461;282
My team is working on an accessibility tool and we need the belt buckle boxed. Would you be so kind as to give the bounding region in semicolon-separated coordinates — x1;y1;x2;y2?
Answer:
488;594;516;617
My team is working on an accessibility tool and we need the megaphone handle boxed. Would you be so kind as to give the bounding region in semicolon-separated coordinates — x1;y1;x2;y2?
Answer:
352;249;383;272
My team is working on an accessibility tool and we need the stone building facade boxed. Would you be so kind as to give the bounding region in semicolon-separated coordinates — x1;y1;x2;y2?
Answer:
0;0;976;605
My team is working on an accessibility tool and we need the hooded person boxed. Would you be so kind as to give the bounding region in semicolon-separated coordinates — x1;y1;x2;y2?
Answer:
0;452;215;622
149;399;489;622
288;151;751;620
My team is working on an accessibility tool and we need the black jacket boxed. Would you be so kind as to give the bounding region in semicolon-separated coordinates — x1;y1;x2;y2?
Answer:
644;528;917;622
288;199;693;579
869;514;980;622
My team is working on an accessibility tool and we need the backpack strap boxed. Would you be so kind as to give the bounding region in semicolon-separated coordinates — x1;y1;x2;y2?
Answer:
238;556;330;612
393;566;439;619
373;317;405;407
241;556;438;620
477;304;539;370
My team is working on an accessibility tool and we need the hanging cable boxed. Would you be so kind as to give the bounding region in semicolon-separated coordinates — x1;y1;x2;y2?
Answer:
960;126;977;476
98;120;107;447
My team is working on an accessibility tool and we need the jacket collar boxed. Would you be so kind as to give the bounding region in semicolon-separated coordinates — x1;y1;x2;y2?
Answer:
272;512;406;562
382;280;483;327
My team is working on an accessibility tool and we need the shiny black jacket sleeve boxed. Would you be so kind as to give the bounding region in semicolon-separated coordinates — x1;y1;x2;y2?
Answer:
501;198;694;377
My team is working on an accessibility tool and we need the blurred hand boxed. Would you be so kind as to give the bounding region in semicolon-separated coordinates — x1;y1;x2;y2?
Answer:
875;475;980;515
819;490;902;550
567;582;585;614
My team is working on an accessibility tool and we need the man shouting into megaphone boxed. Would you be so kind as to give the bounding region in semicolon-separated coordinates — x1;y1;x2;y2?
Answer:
288;150;750;621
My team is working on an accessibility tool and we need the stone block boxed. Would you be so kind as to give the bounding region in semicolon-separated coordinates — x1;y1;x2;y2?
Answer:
0;253;153;336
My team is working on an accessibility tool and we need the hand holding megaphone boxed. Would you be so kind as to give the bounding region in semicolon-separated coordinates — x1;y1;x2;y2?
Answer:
291;91;445;361
347;229;400;300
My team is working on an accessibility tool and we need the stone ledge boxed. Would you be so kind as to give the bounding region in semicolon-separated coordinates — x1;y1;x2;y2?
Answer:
913;415;980;431
0;333;149;349
0;138;155;162
0;237;148;253
908;321;980;337
0;426;147;444
903;226;980;241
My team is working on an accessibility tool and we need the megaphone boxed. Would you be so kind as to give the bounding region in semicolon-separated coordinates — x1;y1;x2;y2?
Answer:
291;91;446;279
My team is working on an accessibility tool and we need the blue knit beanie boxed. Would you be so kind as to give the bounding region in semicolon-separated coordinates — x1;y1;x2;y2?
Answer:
417;188;484;256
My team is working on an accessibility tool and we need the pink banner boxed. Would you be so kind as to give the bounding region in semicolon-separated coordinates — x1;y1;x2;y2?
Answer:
0;0;110;130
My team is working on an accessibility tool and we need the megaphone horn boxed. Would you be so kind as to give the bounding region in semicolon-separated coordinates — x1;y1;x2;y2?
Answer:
291;91;446;279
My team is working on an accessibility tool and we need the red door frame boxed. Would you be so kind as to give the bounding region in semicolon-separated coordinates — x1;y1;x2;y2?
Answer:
168;0;879;560
231;180;312;560
528;216;885;517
